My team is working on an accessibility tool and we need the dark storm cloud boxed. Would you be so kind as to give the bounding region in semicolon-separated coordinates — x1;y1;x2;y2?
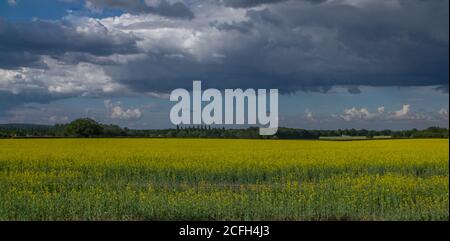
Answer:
0;18;139;69
435;85;449;94
347;86;362;95
220;0;326;8
210;20;254;33
0;90;65;111
221;0;287;8
154;0;195;19
85;0;194;19
107;0;448;94
0;51;48;70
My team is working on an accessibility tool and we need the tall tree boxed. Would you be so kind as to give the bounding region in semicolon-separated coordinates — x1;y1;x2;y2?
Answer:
65;118;104;137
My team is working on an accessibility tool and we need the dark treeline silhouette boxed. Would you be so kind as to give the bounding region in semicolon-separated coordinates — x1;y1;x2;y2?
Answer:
0;118;448;139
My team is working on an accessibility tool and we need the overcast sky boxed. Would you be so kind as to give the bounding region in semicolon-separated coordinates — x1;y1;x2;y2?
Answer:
0;0;448;129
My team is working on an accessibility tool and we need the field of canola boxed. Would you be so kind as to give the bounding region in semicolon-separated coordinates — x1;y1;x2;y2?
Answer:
0;138;448;220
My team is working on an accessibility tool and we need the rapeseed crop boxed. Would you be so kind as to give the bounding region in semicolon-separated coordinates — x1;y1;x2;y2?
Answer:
0;139;448;220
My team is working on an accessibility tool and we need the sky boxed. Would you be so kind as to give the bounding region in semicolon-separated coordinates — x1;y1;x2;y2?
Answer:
0;0;448;130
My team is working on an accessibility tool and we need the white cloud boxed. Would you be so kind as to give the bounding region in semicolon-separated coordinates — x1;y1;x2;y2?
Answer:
390;104;411;120
339;104;438;122
334;0;401;9
0;57;127;97
104;100;142;120
439;108;449;120
146;91;171;99
305;109;315;121
96;10;247;63
341;107;380;121
7;0;17;6
49;115;69;123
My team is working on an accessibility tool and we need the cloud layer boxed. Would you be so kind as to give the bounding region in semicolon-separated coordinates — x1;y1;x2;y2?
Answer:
85;0;194;19
0;0;448;108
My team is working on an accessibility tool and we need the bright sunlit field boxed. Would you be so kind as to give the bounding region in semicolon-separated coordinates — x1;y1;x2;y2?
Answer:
0;138;448;220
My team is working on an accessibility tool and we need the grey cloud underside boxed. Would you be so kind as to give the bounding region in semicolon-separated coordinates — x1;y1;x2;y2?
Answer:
0;91;59;110
85;0;194;19
220;0;326;8
0;51;47;69
435;85;449;94
110;0;448;93
0;0;448;106
347;86;362;94
221;0;288;8
0;19;140;69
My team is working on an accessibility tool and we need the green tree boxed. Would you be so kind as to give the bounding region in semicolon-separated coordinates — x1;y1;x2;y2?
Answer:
65;118;104;137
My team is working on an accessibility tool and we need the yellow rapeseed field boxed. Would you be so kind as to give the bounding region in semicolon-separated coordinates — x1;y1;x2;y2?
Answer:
0;138;448;220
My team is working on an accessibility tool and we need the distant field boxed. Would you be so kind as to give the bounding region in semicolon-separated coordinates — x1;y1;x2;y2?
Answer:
319;136;392;140
0;139;448;220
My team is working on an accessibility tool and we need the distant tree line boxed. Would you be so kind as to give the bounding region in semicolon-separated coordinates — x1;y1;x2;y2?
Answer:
0;118;448;139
